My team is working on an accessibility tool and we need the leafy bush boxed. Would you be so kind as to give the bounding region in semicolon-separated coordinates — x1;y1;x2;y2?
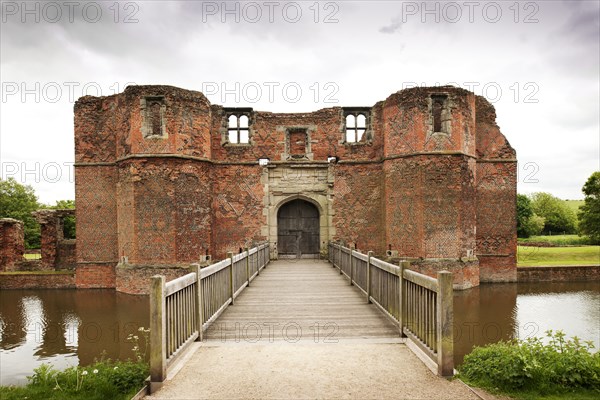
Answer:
0;360;148;400
518;234;596;246
459;330;600;397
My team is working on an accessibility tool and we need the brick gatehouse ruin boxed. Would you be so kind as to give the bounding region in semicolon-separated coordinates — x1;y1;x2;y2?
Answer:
67;85;517;294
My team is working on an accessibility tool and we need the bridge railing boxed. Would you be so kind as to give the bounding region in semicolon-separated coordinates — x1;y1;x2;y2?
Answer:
150;243;270;390
328;242;453;377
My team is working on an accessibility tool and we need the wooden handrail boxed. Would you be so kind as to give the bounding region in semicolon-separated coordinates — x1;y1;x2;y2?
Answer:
149;243;270;392
327;241;454;377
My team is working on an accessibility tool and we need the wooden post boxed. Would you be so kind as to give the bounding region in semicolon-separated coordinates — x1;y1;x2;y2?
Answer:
227;252;234;305
332;244;337;268
436;271;454;377
349;249;354;286
150;275;166;391
191;264;204;342
398;261;409;337
245;247;250;286
366;251;373;304
256;246;260;274
264;243;268;269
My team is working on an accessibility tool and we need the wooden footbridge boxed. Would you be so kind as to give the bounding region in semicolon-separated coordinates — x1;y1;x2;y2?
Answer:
146;243;460;399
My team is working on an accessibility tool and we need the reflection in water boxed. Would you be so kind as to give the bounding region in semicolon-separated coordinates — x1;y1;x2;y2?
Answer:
453;283;517;365
0;290;149;386
454;281;600;366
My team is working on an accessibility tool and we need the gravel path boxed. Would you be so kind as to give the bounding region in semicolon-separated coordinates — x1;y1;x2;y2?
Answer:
146;342;482;400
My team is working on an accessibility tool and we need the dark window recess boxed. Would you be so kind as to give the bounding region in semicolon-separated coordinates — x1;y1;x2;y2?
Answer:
142;96;166;138
431;95;449;134
150;101;162;136
433;98;443;132
289;131;307;156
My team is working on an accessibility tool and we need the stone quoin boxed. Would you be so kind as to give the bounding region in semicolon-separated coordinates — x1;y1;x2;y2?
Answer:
73;85;517;294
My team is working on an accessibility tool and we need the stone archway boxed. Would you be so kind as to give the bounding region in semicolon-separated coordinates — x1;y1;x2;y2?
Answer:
277;199;320;258
263;164;334;259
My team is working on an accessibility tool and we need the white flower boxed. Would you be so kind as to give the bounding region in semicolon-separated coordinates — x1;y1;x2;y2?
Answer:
133;335;139;340
93;369;98;374
113;366;118;370
81;371;88;376
138;327;145;332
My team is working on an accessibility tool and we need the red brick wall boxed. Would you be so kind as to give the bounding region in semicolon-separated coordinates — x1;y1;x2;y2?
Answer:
410;259;479;290
75;166;118;263
475;96;517;282
517;266;600;282
38;218;59;269
116;264;191;295
333;164;384;254
0;219;24;271
381;86;476;157
114;159;213;264
76;264;116;288
0;272;75;289
57;240;76;269
127;86;213;158
381;87;478;258
209;103;384;164
212;164;265;259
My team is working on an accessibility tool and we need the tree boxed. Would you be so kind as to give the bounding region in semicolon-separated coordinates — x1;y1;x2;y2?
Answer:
0;178;41;248
522;214;545;237
530;192;577;235
47;200;76;239
517;194;546;237
517;194;533;237
578;171;600;244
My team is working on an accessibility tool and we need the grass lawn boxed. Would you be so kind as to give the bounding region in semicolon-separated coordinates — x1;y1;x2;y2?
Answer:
517;245;600;267
24;253;41;260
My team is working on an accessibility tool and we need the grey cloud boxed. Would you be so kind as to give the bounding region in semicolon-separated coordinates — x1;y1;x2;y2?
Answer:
379;17;401;34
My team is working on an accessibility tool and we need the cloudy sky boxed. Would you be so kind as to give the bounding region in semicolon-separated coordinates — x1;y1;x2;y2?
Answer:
1;0;598;204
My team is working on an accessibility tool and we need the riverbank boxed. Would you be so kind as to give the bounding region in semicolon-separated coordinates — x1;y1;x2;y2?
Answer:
0;270;75;289
517;265;600;282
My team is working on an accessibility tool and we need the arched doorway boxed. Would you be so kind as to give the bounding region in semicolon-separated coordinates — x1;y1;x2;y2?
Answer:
277;199;320;258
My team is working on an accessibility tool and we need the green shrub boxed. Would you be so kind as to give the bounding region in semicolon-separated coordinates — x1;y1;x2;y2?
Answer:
0;360;148;400
518;234;595;246
459;330;600;397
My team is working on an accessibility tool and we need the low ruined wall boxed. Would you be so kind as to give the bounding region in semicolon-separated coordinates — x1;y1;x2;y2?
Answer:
0;218;25;271
116;264;192;295
0;271;76;289
57;240;77;269
517;266;600;282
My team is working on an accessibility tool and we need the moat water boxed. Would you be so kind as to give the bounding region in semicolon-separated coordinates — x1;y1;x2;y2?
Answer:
1;282;599;386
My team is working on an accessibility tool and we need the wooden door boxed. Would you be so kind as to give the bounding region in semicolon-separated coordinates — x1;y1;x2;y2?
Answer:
277;200;320;257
